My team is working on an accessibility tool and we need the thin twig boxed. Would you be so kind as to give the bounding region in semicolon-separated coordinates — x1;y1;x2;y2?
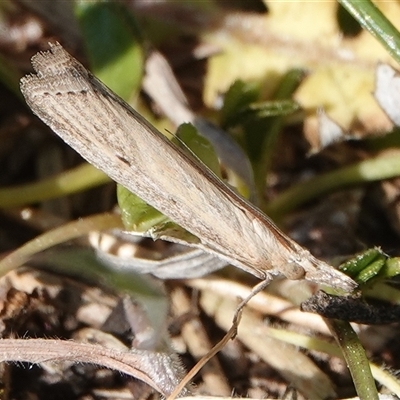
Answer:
167;278;271;400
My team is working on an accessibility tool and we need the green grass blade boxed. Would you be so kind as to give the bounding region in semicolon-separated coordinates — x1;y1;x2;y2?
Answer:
339;0;400;64
0;163;110;208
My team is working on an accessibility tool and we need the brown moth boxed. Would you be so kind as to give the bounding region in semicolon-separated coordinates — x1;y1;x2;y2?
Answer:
20;43;356;291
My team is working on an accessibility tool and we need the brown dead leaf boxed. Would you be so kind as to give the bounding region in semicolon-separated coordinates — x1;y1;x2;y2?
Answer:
200;289;337;399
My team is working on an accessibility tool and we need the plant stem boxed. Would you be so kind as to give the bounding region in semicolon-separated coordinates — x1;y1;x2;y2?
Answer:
266;154;400;220
0;163;111;208
338;0;400;64
257;69;304;210
0;212;123;276
325;318;379;400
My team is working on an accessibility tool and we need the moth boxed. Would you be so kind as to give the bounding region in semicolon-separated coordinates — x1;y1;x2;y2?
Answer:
20;43;356;291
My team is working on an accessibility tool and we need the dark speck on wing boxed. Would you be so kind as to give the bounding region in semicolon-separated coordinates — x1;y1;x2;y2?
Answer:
116;155;130;166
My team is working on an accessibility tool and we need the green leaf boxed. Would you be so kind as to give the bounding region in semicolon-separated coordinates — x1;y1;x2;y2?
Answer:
221;79;259;128
376;257;400;280
175;123;221;178
339;248;384;278
117;185;169;232
239;99;300;122
337;248;400;286
354;257;385;285
75;1;144;101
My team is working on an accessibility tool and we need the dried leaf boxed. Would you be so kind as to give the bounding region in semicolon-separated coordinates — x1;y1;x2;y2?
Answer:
0;338;190;397
204;2;400;139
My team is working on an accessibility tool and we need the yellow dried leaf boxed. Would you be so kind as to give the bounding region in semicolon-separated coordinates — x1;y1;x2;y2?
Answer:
204;1;400;142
